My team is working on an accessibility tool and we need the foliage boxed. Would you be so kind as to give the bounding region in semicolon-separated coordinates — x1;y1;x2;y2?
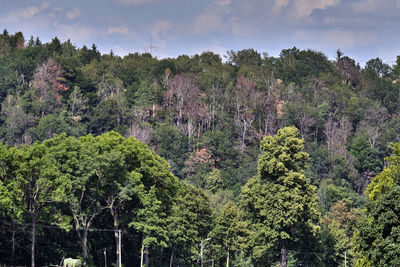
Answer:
354;143;400;266
1;29;400;265
241;127;320;266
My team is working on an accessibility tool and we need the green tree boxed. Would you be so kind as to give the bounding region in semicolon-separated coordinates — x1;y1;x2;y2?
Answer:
354;143;400;266
320;200;361;266
211;201;249;267
16;139;70;267
166;183;213;266
132;186;169;267
0;144;26;266
241;126;320;267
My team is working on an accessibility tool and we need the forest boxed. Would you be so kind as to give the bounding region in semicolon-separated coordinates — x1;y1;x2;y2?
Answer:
1;29;400;266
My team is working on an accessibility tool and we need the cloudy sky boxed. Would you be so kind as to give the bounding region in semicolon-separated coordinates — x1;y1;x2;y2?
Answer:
1;0;400;64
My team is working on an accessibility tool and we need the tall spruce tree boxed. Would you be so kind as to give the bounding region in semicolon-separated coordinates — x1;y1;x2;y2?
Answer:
241;126;320;267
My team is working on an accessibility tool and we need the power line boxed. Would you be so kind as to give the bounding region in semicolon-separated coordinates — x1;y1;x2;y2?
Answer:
0;220;121;232
145;36;158;55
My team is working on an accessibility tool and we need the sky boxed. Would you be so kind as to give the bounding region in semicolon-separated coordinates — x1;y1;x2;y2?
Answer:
1;0;400;65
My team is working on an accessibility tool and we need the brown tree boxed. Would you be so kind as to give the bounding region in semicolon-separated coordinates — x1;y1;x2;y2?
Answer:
324;116;352;160
233;76;265;152
164;73;208;143
32;58;68;117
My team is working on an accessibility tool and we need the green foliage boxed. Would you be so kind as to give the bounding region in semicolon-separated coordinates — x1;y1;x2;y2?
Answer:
242;126;320;266
2;29;400;265
320;200;361;266
211;201;249;265
151;123;189;178
277;47;334;86
350;134;383;175
318;179;364;212
354;143;400;266
166;183;213;265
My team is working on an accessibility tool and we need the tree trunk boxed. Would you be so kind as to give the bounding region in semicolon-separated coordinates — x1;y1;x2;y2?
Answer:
145;246;149;267
12;220;16;267
226;250;229;267
31;214;36;267
280;243;287;267
140;243;144;267
169;250;174;267
81;228;89;267
114;229;120;267
111;208;120;267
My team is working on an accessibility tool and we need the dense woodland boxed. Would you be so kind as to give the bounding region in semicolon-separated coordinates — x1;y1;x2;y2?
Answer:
1;29;400;266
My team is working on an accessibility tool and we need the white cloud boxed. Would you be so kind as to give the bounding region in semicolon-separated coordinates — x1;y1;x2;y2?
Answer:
194;12;227;34
295;29;377;49
111;45;130;56
151;20;172;39
56;24;98;42
201;41;228;57
193;0;232;34
291;0;340;19
41;2;50;9
0;3;51;23
351;0;400;13
0;6;40;23
66;8;81;20
215;0;232;7
115;0;163;4
272;0;290;13
107;25;130;35
322;30;376;48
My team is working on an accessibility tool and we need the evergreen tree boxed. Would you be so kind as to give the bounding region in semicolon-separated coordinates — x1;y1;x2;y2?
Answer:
241;126;320;267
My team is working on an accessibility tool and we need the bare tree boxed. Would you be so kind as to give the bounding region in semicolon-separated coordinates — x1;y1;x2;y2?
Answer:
164;73;208;144
32;58;68;117
324;116;352;160
1;94;33;145
125;121;152;145
233;76;265;152
357;105;387;149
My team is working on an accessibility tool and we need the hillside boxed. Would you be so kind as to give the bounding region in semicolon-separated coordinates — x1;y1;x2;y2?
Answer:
1;30;400;266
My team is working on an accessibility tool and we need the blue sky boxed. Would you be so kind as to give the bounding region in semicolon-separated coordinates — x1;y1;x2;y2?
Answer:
1;0;400;65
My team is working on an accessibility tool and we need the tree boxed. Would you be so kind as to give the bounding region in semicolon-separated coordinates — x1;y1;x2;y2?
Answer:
14;139;70;267
241;126;320;267
151;123;189;179
324;116;352;161
354;143;400;266
232;76;265;152
0;144;26;266
211;201;249;267
320;200;361;266
131;186;169;267
32;58;68;117
227;49;262;66
1;93;33;145
365;57;391;78
101;132;178;267
166;183;213;266
336;51;361;87
69;86;88;118
164;73;208;142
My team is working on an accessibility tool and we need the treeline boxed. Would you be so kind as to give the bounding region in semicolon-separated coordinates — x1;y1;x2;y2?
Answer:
1;29;400;266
